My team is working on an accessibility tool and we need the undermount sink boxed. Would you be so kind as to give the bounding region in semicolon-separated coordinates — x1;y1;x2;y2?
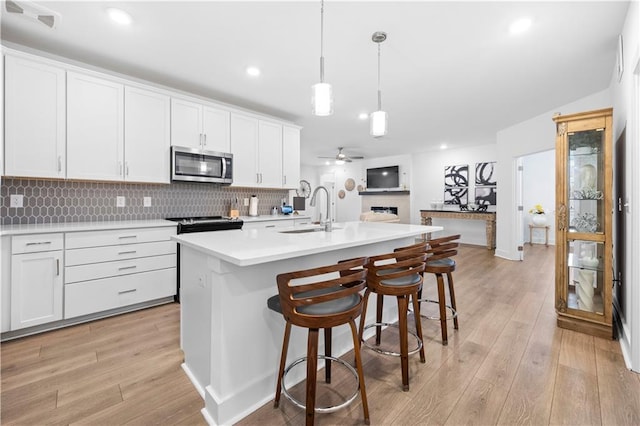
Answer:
279;226;341;234
278;227;324;234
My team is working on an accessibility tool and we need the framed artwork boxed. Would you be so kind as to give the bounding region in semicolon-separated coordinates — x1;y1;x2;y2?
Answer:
475;162;496;186
444;164;469;188
475;187;497;206
444;187;468;205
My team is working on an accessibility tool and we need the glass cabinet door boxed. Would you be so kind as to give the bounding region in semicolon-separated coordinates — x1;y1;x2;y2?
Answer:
566;240;604;315
566;128;605;234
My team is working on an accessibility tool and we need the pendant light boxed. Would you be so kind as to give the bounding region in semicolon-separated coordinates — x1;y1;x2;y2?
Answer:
370;31;388;137
311;0;333;116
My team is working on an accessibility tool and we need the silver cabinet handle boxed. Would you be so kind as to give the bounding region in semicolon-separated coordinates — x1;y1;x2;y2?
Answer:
26;241;52;246
265;225;276;228
283;175;286;185
118;250;137;255
199;133;203;148
203;134;207;146
118;289;137;295
57;156;62;172
125;162;129;176
256;173;260;184
118;235;137;239
118;265;137;271
56;259;60;276
119;161;123;175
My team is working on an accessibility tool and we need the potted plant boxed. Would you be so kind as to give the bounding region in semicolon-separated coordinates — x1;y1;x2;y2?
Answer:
529;204;547;225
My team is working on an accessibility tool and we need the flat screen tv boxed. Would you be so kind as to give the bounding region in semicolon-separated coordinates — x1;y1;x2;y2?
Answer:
366;166;399;189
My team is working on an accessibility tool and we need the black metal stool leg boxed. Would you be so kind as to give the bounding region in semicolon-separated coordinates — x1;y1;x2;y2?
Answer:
324;328;332;383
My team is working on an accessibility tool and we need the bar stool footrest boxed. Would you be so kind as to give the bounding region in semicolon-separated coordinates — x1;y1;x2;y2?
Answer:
281;355;360;414
410;299;458;321
361;322;423;357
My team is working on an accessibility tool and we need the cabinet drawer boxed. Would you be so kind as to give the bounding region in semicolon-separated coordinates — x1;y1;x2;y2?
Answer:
65;254;176;284
64;268;176;319
12;234;64;254
65;227;176;249
65;241;176;266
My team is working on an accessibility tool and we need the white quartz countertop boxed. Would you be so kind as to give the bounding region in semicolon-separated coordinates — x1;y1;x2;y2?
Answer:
0;219;177;236
239;215;311;223
172;221;442;266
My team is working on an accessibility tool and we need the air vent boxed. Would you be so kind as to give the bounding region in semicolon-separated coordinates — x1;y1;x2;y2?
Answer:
5;0;60;29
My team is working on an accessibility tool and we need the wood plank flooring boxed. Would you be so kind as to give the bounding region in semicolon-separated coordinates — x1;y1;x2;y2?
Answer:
2;244;639;425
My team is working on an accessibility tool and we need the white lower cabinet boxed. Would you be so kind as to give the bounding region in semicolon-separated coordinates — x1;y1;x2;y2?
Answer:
65;269;175;319
10;234;64;330
63;227;176;320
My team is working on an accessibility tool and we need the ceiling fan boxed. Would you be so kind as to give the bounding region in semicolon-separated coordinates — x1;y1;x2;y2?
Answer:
318;147;364;164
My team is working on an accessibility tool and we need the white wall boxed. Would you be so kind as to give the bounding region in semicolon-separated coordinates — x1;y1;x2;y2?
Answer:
610;0;639;372
411;144;498;246
495;89;611;260
522;149;556;245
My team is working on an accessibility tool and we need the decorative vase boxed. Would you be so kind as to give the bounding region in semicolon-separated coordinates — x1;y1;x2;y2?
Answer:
532;214;547;226
576;269;595;312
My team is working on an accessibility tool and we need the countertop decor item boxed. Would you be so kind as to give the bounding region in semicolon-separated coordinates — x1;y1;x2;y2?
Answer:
345;178;355;191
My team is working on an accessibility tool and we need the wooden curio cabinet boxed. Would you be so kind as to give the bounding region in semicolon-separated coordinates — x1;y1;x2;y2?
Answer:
553;108;613;339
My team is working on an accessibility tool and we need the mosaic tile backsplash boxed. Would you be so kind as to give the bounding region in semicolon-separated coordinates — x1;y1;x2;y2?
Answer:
1;178;291;225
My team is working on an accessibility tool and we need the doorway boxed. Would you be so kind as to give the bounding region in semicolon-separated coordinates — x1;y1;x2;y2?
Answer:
517;149;556;259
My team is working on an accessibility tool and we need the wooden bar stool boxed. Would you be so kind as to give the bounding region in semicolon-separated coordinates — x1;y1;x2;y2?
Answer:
358;244;427;391
269;257;370;425
420;234;461;346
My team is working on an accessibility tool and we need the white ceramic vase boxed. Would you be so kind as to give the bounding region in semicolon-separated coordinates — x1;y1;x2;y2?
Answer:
576;269;595;312
531;214;547;226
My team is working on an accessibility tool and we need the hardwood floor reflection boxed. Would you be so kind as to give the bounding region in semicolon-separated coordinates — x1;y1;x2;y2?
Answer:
2;244;639;425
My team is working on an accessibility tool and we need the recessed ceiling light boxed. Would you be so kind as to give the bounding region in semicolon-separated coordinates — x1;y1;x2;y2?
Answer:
440;144;447;150
509;17;532;35
358;112;369;120
246;66;261;77
107;7;133;25
325;161;331;166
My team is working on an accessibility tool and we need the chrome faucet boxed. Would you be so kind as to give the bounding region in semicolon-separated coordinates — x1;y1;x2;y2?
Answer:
310;185;332;232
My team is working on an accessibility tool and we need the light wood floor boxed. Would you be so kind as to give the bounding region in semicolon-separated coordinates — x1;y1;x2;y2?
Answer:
2;244;639;425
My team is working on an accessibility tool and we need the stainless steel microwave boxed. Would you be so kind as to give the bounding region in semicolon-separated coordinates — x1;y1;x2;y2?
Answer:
171;146;233;184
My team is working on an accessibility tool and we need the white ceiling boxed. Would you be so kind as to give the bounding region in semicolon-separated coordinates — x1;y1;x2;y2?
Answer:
1;1;630;166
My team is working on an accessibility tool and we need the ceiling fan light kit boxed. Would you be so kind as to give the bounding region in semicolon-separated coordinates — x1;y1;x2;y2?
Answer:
371;31;388;138
312;0;333;116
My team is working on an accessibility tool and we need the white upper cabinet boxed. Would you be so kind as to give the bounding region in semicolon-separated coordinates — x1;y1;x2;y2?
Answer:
282;126;301;189
203;105;231;153
67;71;124;181
4;55;66;178
171;98;230;152
258;121;283;188
230;113;300;189
230;113;259;186
124;86;171;183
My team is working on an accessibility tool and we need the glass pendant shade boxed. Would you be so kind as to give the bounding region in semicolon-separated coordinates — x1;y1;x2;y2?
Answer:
312;82;333;116
370;110;388;137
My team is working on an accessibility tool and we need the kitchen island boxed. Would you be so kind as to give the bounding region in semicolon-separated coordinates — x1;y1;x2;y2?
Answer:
173;221;442;425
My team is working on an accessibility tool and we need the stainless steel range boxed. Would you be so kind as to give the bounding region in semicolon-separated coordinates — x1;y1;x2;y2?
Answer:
166;216;244;301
